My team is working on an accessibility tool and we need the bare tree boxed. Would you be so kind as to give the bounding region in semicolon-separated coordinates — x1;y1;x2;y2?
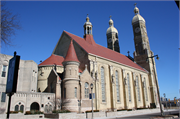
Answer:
1;2;21;46
51;97;70;111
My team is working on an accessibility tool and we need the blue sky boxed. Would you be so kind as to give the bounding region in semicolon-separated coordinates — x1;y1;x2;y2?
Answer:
1;1;179;100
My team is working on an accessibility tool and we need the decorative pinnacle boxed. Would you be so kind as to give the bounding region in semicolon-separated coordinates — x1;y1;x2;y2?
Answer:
14;51;17;57
109;15;112;19
127;51;130;56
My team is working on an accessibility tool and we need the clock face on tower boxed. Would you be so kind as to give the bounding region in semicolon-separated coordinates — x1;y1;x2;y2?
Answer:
108;38;112;43
135;27;140;33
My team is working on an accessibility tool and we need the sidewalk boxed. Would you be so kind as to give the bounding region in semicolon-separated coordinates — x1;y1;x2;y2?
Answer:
93;109;179;119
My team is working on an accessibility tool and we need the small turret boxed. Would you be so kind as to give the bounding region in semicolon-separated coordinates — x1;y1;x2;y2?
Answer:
84;14;93;37
62;39;80;112
63;39;80;79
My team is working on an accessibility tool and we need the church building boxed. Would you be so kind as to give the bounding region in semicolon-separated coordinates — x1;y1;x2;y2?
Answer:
38;5;160;112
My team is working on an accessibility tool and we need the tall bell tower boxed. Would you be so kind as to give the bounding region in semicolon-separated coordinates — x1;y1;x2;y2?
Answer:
132;4;150;58
132;4;159;107
106;16;120;53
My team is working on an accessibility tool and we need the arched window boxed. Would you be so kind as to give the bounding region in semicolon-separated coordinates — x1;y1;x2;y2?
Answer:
75;87;77;98
136;76;140;101
44;104;52;113
144;78;148;101
15;105;19;111
44;105;48;113
101;67;106;102
49;105;52;112
127;73;131;102
20;105;24;112
85;82;89;98
69;68;71;75
115;71;120;102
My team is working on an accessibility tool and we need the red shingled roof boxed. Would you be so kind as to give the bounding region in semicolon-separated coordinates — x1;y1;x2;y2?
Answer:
84;35;96;46
64;31;146;72
39;54;64;66
63;40;80;63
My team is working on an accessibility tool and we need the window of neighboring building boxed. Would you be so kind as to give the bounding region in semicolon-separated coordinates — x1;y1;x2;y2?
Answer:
127;73;131;102
45;105;48;113
1;92;6;102
115;71;120;102
44;104;53;113
15;105;19;111
144;78;148;101
85;82;89;98
101;67;106;102
1;65;7;77
75;87;77;98
136;76;140;101
49;105;52;112
20;105;24;112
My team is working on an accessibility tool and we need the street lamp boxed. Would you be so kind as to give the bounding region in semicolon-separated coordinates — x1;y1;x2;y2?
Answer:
163;93;168;111
147;55;164;116
90;83;93;119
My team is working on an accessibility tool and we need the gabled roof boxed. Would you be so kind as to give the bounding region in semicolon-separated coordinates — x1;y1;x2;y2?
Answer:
63;40;80;63
39;54;64;66
64;31;147;72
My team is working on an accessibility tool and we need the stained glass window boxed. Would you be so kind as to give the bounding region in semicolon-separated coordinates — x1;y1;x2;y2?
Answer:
127;73;131;102
115;71;120;102
101;67;106;102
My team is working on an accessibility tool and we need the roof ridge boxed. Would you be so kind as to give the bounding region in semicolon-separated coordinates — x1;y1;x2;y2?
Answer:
64;30;83;40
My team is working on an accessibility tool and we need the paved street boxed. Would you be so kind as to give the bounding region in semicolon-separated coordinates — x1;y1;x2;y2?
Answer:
117;111;179;119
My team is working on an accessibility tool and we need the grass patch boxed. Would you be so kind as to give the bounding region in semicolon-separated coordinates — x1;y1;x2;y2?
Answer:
25;110;43;115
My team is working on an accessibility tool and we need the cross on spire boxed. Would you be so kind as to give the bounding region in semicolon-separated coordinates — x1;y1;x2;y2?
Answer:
109;15;112;19
134;3;137;7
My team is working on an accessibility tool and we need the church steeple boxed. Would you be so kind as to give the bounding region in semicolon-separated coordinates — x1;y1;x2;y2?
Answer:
106;16;120;53
84;14;93;37
132;4;150;56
